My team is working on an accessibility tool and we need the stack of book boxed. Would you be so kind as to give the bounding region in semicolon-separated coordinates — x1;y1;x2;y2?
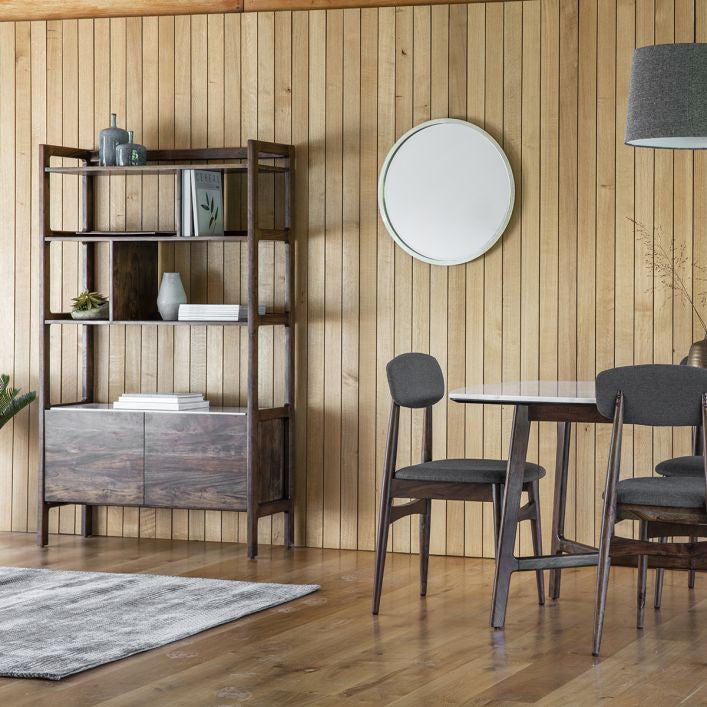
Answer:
113;393;210;411
178;304;266;322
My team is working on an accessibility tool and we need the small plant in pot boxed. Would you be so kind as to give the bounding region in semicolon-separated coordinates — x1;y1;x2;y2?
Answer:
0;374;35;431
71;291;109;320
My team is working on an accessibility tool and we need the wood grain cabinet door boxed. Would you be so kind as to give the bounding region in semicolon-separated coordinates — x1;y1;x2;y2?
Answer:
44;410;145;505
144;413;248;510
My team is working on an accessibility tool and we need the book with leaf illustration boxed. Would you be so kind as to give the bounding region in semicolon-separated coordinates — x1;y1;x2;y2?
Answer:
191;170;224;236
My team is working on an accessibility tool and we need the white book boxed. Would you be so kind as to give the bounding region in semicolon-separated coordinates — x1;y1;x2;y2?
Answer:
113;400;210;411
119;393;203;404
119;392;202;398
179;306;240;313
181;170;193;237
191;170;224;236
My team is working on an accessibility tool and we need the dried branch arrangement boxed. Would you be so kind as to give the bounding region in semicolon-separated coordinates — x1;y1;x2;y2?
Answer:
630;217;707;334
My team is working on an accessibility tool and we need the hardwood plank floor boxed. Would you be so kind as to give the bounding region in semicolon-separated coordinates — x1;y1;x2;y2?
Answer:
0;532;703;705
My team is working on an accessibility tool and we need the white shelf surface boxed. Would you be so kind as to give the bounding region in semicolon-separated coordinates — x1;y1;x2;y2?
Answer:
50;403;247;416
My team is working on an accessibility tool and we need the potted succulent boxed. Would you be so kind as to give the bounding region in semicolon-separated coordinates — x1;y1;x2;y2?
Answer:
71;290;109;320
0;374;36;431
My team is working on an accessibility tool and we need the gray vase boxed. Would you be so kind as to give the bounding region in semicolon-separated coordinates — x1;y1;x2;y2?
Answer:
116;131;147;166
99;113;129;167
157;273;187;321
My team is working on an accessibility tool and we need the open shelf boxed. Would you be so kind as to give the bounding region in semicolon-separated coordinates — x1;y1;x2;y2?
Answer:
51;403;247;415
45;162;288;176
45;312;289;326
48;403;291;418
44;228;290;242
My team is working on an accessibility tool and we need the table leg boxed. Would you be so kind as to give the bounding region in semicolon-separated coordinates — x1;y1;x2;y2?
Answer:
549;421;572;600
490;404;531;629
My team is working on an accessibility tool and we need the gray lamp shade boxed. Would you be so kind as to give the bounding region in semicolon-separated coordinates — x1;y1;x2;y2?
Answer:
625;43;707;149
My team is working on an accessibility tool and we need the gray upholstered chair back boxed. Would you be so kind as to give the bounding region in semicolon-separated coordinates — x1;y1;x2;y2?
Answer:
596;364;707;426
386;353;445;408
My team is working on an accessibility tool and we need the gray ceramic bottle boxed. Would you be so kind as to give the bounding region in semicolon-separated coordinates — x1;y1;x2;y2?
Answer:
116;131;147;166
99;113;129;166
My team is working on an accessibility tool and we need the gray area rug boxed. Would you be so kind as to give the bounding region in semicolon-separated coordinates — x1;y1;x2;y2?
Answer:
0;566;319;680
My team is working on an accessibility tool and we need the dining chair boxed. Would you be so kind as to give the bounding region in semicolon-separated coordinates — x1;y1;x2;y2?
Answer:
652;357;701;606
593;364;707;656
653;454;702;607
372;352;546;615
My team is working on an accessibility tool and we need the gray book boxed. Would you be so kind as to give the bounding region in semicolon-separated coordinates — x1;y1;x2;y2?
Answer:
191;170;224;236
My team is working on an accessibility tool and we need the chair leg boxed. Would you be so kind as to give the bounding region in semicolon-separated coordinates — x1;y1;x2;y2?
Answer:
419;499;432;597
688;537;697;588
372;495;393;615
654;537;667;609
637;521;648;629
492;484;503;555
527;480;545;606
592;526;613;656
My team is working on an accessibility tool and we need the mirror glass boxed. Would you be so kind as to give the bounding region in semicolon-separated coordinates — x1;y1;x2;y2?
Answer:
378;119;515;266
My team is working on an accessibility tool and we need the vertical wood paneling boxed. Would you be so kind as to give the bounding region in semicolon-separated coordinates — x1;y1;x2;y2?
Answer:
376;6;396;554
340;8;360;551
0;22;16;531
393;4;413;555
575;0;597;547
482;2;503;557
446;2;467;558
357;7;377;552
323;9;343;550
520;0;541;550
464;2;485;557
539;0;560;554
1;1;702;559
428;3;448;555
12;22;32;532
305;9;325;549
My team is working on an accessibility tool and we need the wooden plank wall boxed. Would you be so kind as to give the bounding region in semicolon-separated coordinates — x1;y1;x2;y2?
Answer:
0;0;703;557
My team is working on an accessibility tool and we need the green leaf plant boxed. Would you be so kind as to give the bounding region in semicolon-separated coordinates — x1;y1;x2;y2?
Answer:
0;374;36;431
72;290;108;312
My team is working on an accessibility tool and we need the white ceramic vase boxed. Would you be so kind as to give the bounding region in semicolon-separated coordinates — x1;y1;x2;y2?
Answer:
157;272;186;321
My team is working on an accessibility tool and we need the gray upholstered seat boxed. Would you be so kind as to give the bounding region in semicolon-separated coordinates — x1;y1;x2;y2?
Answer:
655;455;704;477
395;458;545;484
616;476;706;508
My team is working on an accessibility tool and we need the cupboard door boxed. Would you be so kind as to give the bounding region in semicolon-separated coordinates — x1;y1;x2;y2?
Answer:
144;413;247;510
44;410;145;505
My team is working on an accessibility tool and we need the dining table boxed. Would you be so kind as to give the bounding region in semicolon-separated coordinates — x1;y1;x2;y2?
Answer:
449;380;611;628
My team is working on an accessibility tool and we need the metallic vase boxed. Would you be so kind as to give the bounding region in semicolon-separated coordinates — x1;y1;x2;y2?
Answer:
687;335;707;368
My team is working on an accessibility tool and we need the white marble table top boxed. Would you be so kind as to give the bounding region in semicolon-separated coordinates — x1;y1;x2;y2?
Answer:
450;380;596;405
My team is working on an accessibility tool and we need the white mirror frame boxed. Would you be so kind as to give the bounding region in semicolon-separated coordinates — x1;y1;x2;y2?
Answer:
378;118;515;266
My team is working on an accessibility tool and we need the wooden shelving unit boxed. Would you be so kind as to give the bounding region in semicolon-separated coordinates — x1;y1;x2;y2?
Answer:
37;141;295;559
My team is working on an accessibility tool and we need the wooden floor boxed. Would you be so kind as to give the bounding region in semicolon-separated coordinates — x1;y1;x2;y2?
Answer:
0;534;703;706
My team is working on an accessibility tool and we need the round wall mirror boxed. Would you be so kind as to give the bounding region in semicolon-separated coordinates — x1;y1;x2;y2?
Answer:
378;118;515;266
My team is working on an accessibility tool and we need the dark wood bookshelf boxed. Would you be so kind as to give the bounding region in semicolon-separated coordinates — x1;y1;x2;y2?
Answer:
37;141;295;559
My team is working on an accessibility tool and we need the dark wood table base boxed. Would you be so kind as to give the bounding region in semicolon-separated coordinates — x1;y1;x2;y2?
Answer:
490;403;610;628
